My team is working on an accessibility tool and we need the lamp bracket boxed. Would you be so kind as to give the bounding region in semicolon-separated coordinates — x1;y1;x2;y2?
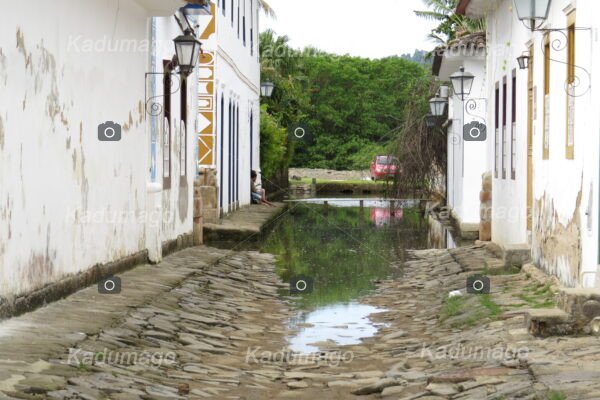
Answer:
538;28;592;97
144;70;182;117
464;98;487;124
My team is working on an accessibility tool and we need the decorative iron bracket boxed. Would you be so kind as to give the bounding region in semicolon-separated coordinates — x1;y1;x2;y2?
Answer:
538;27;592;97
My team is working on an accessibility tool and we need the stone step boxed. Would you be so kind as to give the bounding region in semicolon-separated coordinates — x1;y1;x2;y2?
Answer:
556;288;600;332
524;308;572;337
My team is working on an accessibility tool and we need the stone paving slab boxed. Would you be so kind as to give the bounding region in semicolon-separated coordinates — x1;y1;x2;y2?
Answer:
0;247;228;371
202;203;286;246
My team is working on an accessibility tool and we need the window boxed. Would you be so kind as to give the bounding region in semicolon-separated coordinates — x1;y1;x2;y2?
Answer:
511;70;517;180
231;0;234;24
237;0;240;37
235;104;240;203
250;0;254;54
502;77;507;179
566;12;576;159
228;100;232;208
163;60;172;189
219;94;224;209
250;111;253;169
180;78;187;178
221;0;225;16
243;0;247;46
494;83;500;178
543;36;550;160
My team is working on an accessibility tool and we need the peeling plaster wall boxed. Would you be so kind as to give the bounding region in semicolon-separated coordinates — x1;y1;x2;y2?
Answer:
0;0;194;298
485;0;600;287
152;17;195;247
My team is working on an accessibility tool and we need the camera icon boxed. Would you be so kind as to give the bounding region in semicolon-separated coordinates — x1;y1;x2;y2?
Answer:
98;276;122;294
288;123;313;143
98;121;122;141
290;275;314;295
463;121;487;141
466;275;490;294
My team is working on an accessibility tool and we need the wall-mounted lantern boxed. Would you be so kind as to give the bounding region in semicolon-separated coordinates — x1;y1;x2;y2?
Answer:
424;113;438;128
513;0;551;30
516;53;530;70
260;82;275;98
145;14;203;116
429;97;447;117
174;30;203;77
450;66;474;102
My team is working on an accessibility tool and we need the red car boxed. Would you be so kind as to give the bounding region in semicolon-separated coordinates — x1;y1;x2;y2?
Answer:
370;155;399;181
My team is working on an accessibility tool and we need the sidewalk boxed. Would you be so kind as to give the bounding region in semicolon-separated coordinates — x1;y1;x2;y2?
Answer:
0;246;290;398
202;203;286;246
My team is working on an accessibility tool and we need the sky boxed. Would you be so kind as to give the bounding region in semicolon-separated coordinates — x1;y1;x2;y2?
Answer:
260;0;439;59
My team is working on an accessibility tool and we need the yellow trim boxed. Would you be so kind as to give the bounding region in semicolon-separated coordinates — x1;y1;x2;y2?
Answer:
566;11;576;159
543;35;550;160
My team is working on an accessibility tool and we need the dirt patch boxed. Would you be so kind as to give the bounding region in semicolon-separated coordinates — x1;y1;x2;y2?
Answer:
289;168;370;181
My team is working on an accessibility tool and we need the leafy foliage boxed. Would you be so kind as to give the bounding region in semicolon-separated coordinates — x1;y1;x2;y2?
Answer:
259;104;288;179
260;30;432;171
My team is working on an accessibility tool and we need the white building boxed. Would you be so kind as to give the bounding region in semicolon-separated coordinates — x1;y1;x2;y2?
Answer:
458;0;600;288
0;0;202;313
432;33;488;238
195;0;261;221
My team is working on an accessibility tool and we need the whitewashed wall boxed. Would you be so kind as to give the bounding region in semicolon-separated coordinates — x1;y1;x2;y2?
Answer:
213;0;260;214
440;57;487;226
0;0;193;297
482;0;600;287
485;0;530;245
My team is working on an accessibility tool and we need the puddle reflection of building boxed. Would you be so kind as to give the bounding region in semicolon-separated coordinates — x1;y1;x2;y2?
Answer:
370;207;404;228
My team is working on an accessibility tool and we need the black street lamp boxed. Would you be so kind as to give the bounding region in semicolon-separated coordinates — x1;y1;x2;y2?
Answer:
429;97;447;117
261;82;275;98
450;66;475;101
174;29;203;77
513;0;551;29
517;53;530;70
425;113;438;128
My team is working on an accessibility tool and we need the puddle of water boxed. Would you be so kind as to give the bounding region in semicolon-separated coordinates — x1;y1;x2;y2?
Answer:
288;303;388;353
260;199;428;353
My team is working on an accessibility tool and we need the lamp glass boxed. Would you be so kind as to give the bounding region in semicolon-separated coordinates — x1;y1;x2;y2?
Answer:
429;97;447;117
174;33;202;76
261;82;275;97
450;67;475;100
513;0;551;21
517;55;530;70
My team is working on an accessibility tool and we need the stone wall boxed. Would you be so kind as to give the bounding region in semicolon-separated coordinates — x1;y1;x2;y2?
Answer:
480;172;492;241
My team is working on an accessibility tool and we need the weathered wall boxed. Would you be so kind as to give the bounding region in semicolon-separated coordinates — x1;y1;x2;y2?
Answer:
0;0;194;299
484;0;600;287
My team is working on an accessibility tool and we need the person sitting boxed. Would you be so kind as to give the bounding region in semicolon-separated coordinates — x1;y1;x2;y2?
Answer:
251;170;275;206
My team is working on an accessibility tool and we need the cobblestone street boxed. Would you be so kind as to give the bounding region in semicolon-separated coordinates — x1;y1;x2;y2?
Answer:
0;243;599;399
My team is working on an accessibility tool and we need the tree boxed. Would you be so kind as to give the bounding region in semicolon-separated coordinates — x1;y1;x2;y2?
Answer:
414;0;485;43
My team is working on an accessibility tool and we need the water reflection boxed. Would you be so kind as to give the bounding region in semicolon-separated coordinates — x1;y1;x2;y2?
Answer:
288;303;388;353
370;207;404;228
260;200;428;352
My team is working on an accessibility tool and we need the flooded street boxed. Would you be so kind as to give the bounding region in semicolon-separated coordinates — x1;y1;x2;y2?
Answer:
259;199;428;353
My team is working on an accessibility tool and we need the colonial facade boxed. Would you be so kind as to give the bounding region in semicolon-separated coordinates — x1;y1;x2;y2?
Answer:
433;33;488;241
0;0;201;312
196;0;261;222
457;0;600;288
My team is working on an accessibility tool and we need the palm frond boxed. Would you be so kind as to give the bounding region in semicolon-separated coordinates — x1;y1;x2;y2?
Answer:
258;0;276;18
